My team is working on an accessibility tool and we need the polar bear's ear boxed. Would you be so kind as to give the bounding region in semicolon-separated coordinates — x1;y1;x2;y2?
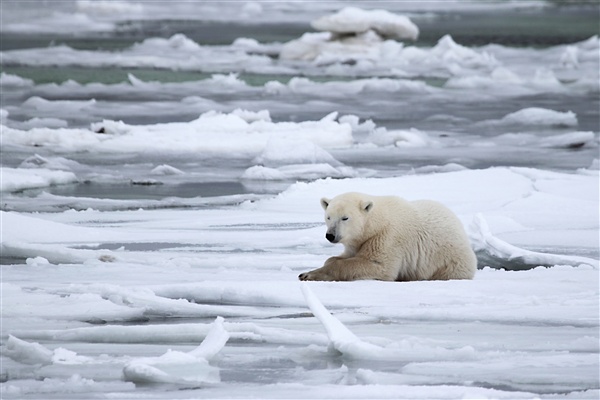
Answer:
361;201;373;212
320;198;331;210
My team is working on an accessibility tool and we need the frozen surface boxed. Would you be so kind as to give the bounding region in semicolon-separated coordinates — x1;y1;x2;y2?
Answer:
310;7;419;40
0;167;78;192
3;110;353;156
1;1;599;399
1;168;598;398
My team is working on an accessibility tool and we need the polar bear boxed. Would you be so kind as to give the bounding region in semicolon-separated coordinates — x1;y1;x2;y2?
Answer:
298;192;477;281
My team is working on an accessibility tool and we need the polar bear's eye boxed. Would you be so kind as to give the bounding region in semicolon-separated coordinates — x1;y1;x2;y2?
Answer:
341;216;349;221
327;216;331;220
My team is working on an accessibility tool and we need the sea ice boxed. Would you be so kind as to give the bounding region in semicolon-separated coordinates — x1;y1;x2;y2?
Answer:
122;317;228;385
500;107;578;127
311;7;419;40
0;167;78;192
1;4;598;398
2;110;354;157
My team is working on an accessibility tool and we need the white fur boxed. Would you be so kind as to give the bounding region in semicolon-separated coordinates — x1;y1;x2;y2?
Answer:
299;192;477;281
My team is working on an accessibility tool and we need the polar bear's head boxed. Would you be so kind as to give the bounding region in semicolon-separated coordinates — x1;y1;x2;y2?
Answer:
320;192;373;245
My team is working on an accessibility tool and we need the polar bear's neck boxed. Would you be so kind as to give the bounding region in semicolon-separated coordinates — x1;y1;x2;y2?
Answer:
340;244;358;258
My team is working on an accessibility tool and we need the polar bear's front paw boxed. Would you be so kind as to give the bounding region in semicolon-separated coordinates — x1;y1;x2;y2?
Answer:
298;272;311;281
298;270;332;281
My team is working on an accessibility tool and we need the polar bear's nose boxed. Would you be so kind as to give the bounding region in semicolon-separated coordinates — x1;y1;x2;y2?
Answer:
326;233;335;242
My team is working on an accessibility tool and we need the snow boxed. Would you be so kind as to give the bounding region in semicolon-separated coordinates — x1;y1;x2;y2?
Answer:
311;7;419;40
1;2;599;398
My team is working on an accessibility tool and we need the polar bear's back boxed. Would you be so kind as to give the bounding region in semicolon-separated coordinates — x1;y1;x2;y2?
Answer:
408;199;476;280
366;196;476;280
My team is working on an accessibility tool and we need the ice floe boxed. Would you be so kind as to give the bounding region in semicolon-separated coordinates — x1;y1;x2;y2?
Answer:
2;110;353;156
0;167;78;192
311;7;419;40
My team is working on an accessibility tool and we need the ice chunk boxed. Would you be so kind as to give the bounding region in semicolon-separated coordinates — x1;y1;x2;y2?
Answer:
560;45;579;69
3;376;135;397
301;284;477;361
578;159;599;176
188;317;229;360
231;108;271;123
0;72;34;87
0;167;78;192
134;33;202;52
241;165;286;180
23;96;96;112
3;12;114;33
19;154;80;171
311;7;419;40
539;131;595;148
368;127;437;147
494;131;596;149
241;2;263;17
5;111;353;155
241;164;358;181
123;317;229;385
412;163;468;174
301;284;381;358
470;214;598;269
4;335;53;365
76;0;144;15
501;107;578;127
253;138;342;167
150;164;185;176
25;256;50;266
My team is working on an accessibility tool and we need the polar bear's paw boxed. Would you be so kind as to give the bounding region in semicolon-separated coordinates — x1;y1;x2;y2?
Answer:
298;269;334;281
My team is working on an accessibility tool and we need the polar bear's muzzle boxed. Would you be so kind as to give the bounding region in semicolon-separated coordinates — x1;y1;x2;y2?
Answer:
326;230;341;243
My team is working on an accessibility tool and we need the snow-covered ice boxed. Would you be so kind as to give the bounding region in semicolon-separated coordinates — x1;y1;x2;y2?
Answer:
2;110;354;156
310;7;419;40
1;1;599;399
0;167;78;192
2;166;598;398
